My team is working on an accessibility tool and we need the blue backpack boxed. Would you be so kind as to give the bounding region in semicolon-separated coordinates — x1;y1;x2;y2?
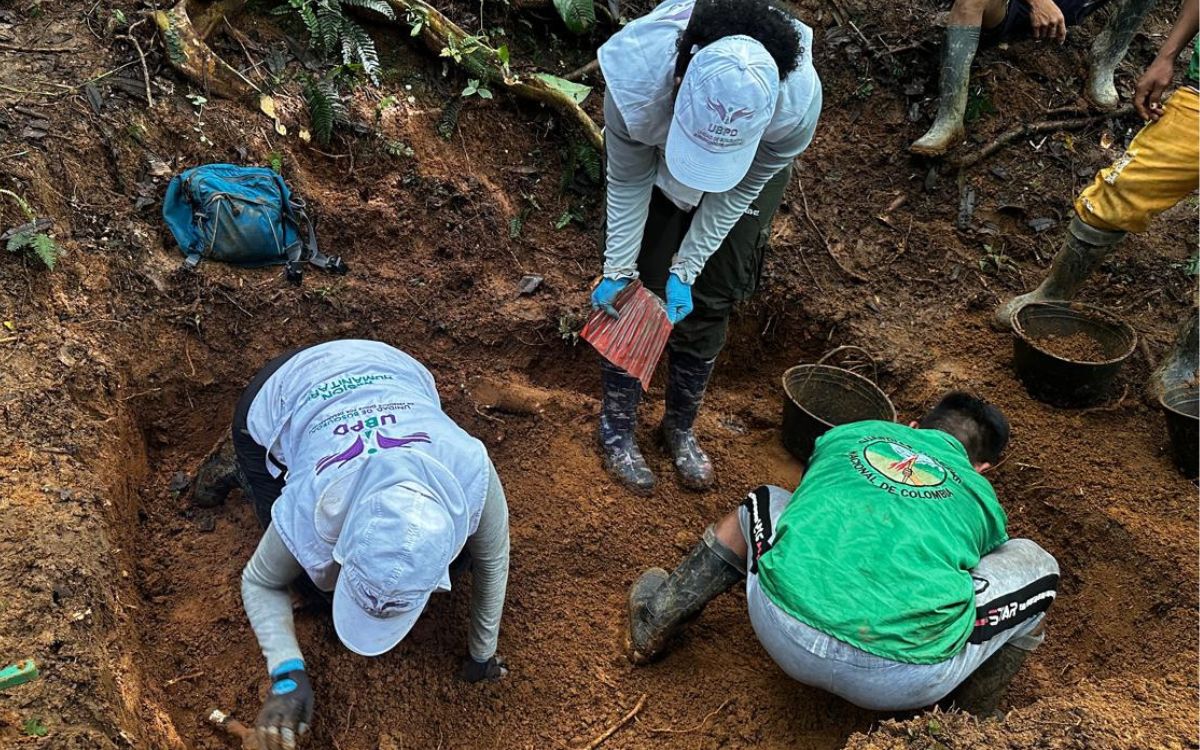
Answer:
162;164;347;283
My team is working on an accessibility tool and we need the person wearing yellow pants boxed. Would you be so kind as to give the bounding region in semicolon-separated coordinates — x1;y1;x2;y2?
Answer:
994;0;1198;400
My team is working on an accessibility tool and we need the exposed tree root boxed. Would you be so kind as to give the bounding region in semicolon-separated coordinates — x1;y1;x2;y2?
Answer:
153;0;258;102
384;0;604;150
155;0;603;150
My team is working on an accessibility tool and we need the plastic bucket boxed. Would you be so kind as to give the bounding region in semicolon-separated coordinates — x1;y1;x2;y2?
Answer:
1011;301;1137;407
781;364;896;462
1160;384;1198;479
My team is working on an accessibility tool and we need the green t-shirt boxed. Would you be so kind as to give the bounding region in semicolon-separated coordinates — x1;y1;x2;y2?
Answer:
1187;44;1198;87
756;421;1008;665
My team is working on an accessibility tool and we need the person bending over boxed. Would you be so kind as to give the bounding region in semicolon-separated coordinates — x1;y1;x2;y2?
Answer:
191;339;510;749
626;393;1059;715
592;0;822;493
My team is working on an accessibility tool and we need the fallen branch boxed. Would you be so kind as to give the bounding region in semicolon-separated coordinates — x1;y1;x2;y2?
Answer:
118;31;155;108
0;42;77;53
954;105;1135;169
796;175;869;283
565;58;599;82
385;0;603;150
581;694;646;750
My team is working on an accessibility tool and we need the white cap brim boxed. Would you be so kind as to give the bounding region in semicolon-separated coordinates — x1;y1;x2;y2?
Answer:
665;118;759;194
331;579;430;657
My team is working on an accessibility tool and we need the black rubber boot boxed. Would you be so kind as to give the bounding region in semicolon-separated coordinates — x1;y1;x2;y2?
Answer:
598;360;655;494
949;644;1030;718
626;526;745;664
660;351;716;491
190;436;247;508
1149;311;1200;402
911;25;980;156
1087;0;1158;109
992;217;1126;331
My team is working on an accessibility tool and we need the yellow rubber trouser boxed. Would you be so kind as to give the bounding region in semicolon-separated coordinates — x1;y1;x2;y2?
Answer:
1075;86;1200;234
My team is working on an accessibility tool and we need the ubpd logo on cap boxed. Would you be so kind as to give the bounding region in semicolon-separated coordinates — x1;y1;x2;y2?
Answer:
666;35;779;193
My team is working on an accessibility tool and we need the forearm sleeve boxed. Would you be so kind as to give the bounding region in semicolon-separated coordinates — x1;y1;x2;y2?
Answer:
672;86;823;284
465;461;511;661
241;524;306;675
603;90;658;280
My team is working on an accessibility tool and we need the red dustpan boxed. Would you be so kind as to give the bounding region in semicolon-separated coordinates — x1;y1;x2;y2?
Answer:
582;280;673;390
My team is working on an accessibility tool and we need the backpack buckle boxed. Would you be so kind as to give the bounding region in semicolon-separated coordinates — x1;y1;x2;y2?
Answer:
285;261;304;285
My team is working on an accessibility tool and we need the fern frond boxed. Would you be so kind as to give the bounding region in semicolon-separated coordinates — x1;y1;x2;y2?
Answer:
304;78;338;144
31;234;58;270
5;232;32;254
314;6;342;53
553;0;595;34
575;143;601;182
339;18;382;83
340;0;396;20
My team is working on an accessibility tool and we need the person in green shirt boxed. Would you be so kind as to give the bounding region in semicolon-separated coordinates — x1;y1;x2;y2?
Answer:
625;392;1059;714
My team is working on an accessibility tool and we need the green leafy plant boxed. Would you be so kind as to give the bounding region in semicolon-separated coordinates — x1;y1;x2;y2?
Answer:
278;0;395;84
553;0;595;34
461;78;493;99
554;206;585;230
22;717;48;738
303;75;348;145
558;312;583;344
384;139;414;158
268;151;284;173
965;86;996;124
185;93;212;146
1;189;59;270
562;140;601;189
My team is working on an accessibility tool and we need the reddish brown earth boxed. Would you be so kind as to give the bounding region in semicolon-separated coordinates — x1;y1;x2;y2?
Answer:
1032;331;1111;362
0;2;1196;749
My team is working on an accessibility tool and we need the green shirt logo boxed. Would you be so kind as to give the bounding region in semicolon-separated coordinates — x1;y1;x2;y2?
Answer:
863;440;948;487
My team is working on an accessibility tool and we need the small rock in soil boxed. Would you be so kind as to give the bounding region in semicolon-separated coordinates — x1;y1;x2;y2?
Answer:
517;274;544;296
168;472;191;493
989;166;1010;181
1028;217;1056;233
956;186;977;230
197;516;216;533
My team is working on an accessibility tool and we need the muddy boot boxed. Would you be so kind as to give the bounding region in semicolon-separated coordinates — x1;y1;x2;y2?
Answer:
660;352;716;491
626;526;745;664
1086;0;1158;109
1148;311;1200;402
991;217;1126;330
190;436;245;508
598;360;655;494
911;26;980;157
949;644;1030;718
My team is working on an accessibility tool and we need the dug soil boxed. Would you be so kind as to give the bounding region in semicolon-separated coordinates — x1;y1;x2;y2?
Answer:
0;2;1196;750
1031;330;1112;362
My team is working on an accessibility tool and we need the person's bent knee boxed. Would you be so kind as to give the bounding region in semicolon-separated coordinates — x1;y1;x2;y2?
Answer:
1000;538;1060;579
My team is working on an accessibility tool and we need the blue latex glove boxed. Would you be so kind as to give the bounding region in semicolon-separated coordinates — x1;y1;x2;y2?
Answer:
591;277;630;318
665;273;693;324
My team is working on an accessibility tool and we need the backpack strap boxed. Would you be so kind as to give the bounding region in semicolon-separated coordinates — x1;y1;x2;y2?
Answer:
288;197;348;275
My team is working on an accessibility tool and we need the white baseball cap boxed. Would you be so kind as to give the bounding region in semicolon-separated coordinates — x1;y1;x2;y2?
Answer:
331;486;456;657
666;35;780;194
